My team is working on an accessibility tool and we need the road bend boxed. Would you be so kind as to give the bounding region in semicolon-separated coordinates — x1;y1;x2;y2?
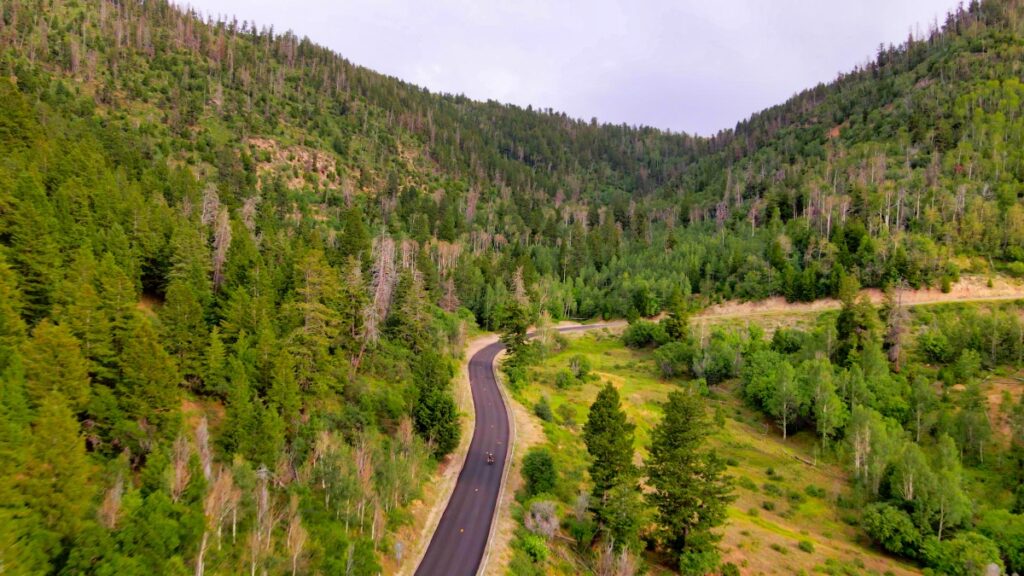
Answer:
415;324;611;576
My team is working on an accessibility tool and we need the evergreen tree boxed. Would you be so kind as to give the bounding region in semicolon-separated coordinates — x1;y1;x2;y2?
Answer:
339;205;371;261
21;320;91;411
22;394;94;541
412;350;461;457
203;326;227;396
160;279;207;386
662;287;691;342
268;351;301;439
646;390;733;559
117;316;181;435
583;383;637;502
51;247;116;381
0;252;27;356
7;173;62;321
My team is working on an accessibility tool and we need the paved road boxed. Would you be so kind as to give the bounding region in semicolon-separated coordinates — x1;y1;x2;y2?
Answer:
415;324;612;576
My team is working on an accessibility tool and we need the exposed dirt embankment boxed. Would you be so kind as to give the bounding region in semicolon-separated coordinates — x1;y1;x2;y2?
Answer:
697;275;1024;321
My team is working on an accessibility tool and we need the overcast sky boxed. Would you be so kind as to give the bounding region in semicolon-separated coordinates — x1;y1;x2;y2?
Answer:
184;0;955;135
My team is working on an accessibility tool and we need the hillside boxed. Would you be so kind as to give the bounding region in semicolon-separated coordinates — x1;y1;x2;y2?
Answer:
505;292;1024;575
1;0;1024;574
4;0;1024;323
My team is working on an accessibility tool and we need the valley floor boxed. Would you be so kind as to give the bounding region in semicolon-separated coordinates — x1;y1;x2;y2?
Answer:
405;275;1024;575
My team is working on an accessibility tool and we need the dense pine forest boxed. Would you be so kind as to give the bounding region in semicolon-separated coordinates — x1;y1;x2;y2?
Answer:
2;0;1024;573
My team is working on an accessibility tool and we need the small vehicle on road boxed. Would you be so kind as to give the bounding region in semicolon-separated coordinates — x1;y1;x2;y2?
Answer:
486;452;495;464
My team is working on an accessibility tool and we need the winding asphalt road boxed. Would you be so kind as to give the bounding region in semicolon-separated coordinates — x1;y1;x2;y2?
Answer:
415;325;612;576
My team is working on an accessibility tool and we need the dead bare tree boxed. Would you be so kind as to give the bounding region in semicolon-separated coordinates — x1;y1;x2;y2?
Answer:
196;416;213;481
212;207;232;290
286;495;308;576
170;435;192;503
884;283;909;372
98;474;124;530
595;539;638;576
196;468;239;576
352;234;396;373
200;185;220;227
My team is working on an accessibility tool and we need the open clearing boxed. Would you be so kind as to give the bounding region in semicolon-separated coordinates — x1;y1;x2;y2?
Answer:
518;332;920;575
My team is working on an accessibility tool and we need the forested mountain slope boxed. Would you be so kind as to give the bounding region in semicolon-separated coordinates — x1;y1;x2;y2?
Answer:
1;0;1024;574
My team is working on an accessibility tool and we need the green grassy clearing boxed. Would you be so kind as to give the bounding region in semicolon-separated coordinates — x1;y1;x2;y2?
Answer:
511;330;920;576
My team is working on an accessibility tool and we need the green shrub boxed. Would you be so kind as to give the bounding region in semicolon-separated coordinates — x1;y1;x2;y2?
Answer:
653;340;695;378
568;354;591;379
798;540;815;553
737;476;758;491
554;369;576;389
761;500;776;511
917;330;952;363
622;320;669;348
694;330;741;385
556;404;576;427
503;363;528;391
861;503;922;558
517;532;549;563
678;546;720;576
804;485;826;498
567;518;596;552
521;448;557;497
771;328;804;354
1007;261;1024;278
941;275;953;293
921;532;1003;576
533;396;553;421
953;348;982;381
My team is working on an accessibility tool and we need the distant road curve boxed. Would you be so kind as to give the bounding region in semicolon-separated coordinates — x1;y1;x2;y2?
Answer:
414;324;614;576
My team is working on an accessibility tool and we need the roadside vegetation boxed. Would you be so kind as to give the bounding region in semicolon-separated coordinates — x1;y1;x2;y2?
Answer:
504;286;1024;575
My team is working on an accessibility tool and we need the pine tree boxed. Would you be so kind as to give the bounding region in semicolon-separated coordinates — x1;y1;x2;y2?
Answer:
646;390;733;558
662;287;691;342
339;205;371;262
337;256;368;355
221;357;256;459
583;383;637;503
268;351;301;439
0;252;27;356
117;315;181;435
286;249;343;392
203;326;227;396
169;220;213;309
412;350;460;457
387;270;433;351
0;358;50;574
22;393;94;540
7;173;62;321
97;254;139;345
51;247;117;381
160;279;208;387
21;320;91;411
